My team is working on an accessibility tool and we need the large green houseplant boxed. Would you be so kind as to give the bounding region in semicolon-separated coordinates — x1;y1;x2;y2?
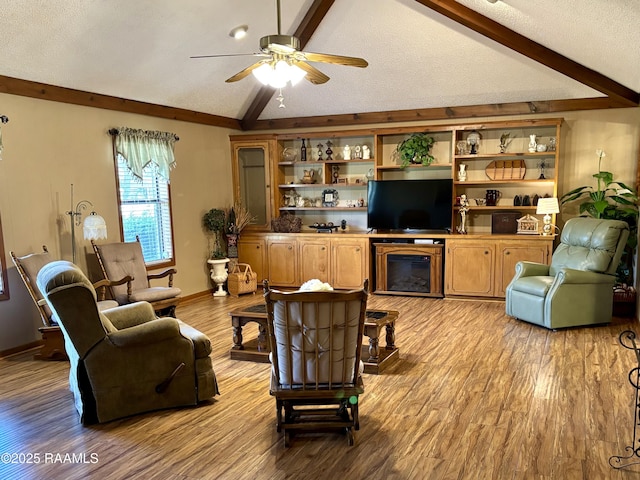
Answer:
396;133;435;168
560;149;639;284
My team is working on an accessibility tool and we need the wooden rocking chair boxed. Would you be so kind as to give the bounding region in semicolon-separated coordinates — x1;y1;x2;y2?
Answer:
263;279;368;446
11;246;131;360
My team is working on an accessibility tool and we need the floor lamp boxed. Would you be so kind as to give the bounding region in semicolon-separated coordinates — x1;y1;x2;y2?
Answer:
66;184;107;263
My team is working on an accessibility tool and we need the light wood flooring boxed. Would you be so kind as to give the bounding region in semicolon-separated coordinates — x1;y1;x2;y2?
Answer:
1;293;639;479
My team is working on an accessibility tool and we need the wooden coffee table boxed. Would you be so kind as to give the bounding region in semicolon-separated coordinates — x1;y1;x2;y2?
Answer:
228;303;400;374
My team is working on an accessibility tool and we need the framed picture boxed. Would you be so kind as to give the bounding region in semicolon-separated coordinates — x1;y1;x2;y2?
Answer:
336;178;348;184
322;189;339;207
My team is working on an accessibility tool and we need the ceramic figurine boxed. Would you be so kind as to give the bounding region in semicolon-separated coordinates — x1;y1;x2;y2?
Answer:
457;194;469;234
316;143;323;161
528;134;537;153
325;140;333;160
343;145;351;160
362;145;371;160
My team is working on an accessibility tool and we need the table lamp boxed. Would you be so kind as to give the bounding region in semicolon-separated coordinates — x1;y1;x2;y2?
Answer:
536;197;559;236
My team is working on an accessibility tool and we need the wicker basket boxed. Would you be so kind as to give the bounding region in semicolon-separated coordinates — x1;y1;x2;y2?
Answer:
228;263;257;297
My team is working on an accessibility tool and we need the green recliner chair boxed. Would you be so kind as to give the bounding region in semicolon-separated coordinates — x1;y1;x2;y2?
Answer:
36;260;219;424
505;217;629;329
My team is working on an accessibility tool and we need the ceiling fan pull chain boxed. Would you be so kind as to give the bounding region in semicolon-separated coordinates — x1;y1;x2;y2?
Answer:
277;89;286;109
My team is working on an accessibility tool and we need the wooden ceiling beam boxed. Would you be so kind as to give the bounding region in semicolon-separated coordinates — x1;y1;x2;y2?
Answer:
247;97;629;131
0;74;242;129
413;0;639;107
240;0;336;130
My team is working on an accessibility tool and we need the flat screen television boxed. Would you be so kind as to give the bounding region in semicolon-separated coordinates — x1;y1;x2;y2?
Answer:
367;179;453;232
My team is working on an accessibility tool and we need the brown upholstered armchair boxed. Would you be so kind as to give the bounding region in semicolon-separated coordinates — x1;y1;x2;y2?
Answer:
264;280;368;446
92;238;181;317
11;246;130;360
36;260;219;424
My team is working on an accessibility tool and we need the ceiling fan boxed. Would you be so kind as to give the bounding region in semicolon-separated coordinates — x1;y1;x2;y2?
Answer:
190;0;368;88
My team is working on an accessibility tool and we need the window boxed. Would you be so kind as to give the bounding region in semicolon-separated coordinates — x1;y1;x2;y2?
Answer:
111;127;178;267
115;158;174;265
0;212;9;300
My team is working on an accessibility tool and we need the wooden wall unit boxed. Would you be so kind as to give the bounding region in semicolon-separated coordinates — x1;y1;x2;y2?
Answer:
231;117;560;298
445;236;552;298
239;233;371;291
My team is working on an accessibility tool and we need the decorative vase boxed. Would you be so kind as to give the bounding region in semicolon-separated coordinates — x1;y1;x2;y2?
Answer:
208;258;230;297
226;234;238;258
458;163;467;182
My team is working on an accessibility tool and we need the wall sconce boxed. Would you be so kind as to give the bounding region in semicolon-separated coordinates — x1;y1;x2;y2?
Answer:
536;197;560;236
66;184;107;263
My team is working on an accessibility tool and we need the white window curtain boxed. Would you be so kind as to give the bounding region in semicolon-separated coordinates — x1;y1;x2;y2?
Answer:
112;127;178;181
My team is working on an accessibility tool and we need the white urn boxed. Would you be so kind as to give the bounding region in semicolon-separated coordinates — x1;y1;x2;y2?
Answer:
208;258;230;297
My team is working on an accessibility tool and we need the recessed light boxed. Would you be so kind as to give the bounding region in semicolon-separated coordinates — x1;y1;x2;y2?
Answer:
487;0;499;3
229;25;248;40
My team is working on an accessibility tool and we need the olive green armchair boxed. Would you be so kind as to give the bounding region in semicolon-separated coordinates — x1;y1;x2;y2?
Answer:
36;260;219;424
505;217;629;329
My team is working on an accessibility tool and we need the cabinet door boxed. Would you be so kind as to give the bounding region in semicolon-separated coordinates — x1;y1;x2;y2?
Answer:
237;238;266;283
299;239;330;284
267;239;298;287
495;240;552;297
331;239;369;290
445;240;495;296
231;140;275;231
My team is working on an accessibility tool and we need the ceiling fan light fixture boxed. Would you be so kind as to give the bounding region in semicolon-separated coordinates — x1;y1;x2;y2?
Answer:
229;25;248;40
251;58;307;88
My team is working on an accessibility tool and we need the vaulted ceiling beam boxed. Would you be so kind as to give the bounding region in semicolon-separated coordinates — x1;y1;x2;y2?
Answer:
414;0;639;106
240;0;336;130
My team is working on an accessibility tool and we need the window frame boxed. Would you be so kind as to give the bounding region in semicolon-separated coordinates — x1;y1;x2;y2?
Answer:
112;155;177;270
0;211;9;300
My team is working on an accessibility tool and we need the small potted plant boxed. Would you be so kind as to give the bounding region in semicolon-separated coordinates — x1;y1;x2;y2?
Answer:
396;132;435;168
203;208;229;296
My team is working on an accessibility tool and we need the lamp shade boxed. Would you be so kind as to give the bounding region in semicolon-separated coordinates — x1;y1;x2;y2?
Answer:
83;212;107;240
536;197;559;215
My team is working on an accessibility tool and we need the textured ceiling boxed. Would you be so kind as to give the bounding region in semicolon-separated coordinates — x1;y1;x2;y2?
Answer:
0;0;638;124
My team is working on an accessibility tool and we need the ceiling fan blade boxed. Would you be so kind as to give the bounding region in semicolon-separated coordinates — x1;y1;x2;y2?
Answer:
190;53;269;59
299;52;368;68
225;61;266;83
294;61;330;85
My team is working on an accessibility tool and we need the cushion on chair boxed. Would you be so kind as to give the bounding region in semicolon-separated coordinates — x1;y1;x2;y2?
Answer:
272;299;362;386
550;218;629;276
97;242;152;304
508;275;555;297
130;286;182;303
17;250;56;321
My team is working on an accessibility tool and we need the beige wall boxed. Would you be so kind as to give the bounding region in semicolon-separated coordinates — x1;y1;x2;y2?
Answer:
0;93;235;351
1;91;638;352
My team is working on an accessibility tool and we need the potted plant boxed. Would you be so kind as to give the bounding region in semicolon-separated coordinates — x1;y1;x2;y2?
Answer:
396;132;435;168
203;208;229;296
224;202;256;258
560;149;639;312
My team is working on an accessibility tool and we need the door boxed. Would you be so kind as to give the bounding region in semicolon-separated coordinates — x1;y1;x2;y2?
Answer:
267;238;298;287
495;240;552;297
331;239;368;290
445;240;495;296
231;139;275;231
299;238;330;284
237;237;266;283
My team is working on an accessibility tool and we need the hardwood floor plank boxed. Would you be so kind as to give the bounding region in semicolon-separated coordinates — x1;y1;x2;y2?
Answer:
0;294;637;479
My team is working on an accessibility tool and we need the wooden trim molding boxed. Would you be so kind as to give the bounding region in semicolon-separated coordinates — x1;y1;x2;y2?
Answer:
247;97;627;131
0;74;242;130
